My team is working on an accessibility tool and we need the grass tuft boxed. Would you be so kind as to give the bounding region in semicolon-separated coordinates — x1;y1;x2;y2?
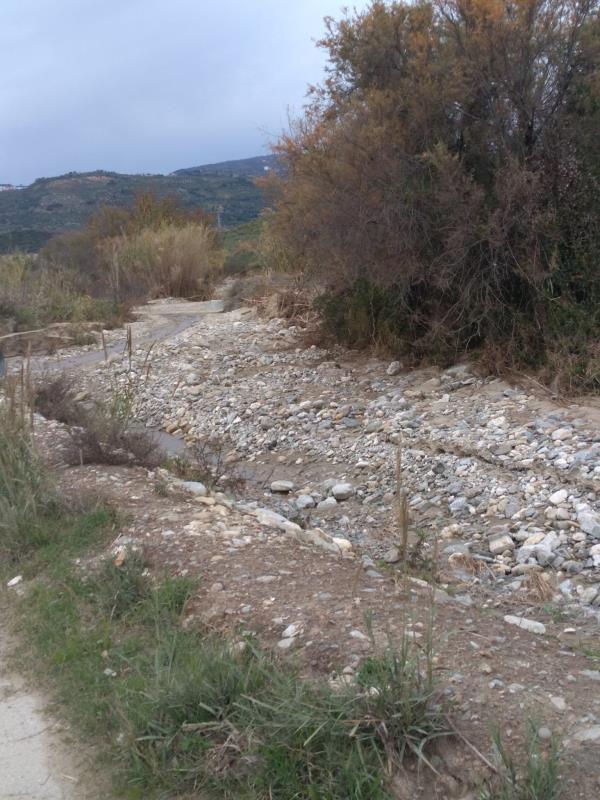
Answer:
481;725;563;800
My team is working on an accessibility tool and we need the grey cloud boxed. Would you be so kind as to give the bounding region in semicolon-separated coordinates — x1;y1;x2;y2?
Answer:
0;0;359;184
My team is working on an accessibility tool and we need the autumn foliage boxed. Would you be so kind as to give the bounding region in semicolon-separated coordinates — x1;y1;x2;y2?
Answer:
268;0;600;390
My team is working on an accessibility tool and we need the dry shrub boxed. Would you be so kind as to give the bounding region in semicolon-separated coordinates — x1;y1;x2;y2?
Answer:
524;572;555;602
67;414;160;468
33;372;77;423
103;223;223;300
166;435;244;492
33;374;161;468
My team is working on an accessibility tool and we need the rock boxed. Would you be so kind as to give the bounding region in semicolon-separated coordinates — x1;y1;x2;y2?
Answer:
551;427;572;441
384;547;401;564
256;575;277;584
549;489;568;505
489;534;514;556
571;725;600;743
282;623;301;639
581;670;600;681
549;696;567;712
295;494;315;509
590;543;600;568
317;497;338;512
271;480;294;493
331;536;353;553
504;615;546;635
210;581;224;592
181;480;208;497
386;361;402;376
580;585;599;604
538;727;553;740
332;482;354;501
449;497;468;513
277;637;296;650
578;510;600;538
350;629;369;642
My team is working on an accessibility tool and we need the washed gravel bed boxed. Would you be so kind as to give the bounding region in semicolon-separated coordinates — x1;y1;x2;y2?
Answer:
44;306;600;615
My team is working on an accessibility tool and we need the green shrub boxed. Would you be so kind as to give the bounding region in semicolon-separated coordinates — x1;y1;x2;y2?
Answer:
0;411;58;564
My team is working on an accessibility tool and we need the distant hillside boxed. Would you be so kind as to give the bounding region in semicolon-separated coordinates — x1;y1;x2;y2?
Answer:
0;158;277;253
174;154;281;178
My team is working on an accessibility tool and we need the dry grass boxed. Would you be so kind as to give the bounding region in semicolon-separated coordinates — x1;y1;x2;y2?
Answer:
103;222;223;300
524;572;555;602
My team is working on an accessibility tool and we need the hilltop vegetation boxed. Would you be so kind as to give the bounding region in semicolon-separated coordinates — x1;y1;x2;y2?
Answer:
266;0;600;392
0;156;273;254
174;153;281;177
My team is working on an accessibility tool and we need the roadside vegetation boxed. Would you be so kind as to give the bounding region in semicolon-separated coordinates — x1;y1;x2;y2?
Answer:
264;0;600;393
0;251;125;333
0;192;223;339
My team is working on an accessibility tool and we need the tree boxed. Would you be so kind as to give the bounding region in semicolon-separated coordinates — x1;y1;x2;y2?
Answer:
268;0;600;388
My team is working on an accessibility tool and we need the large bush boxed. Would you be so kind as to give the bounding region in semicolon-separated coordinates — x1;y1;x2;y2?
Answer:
39;193;220;302
268;0;600;390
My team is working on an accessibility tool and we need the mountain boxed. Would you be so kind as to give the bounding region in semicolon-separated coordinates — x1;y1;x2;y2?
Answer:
0;156;280;254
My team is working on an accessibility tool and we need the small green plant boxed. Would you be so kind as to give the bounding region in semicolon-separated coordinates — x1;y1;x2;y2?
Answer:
90;550;151;619
481;725;563;800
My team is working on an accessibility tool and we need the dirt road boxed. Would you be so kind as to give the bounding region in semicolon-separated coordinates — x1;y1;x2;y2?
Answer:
0;626;82;800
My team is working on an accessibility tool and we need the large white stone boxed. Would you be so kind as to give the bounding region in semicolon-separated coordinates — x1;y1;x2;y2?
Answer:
488;534;514;556
504;615;546;635
271;480;294;493
332;482;354;501
549;489;568;505
578;510;600;538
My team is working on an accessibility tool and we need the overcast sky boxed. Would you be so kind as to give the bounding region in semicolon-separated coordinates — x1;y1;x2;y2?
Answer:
0;0;358;185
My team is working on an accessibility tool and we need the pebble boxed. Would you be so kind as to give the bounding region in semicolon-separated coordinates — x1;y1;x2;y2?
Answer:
181;480;208;497
489;534;514;555
295;494;315;510
549;696;567;712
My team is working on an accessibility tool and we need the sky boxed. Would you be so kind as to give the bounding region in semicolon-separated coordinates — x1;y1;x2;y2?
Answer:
0;0;359;185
